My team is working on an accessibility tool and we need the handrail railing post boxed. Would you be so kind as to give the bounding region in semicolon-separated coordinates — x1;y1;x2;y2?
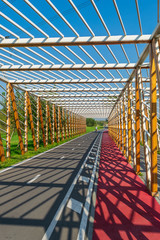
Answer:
6;82;11;158
150;40;158;195
135;67;140;174
128;84;131;163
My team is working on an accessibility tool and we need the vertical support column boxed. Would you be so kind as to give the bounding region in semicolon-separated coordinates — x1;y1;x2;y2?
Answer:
117;104;120;148
131;85;136;169
120;99;122;151
63;108;66;139
125;91;129;159
155;39;160;150
59;107;63;141
79;115;80;134
39;98;46;147
140;119;144;145
27;92;37;151
150;41;158;195
62;108;65;140
123;94;126;156
76;115;78;135
70;112;73;137
68;111;71;138
72;112;74;136
128;84;131;163
65;109;68;139
57;106;60;142
54;105;58;142
52;104;55;143
6;83;11;157
116;106;118;145
46;101;48;146
73;113;75;135
24;91;28;152
138;71;151;190
135;68;141;173
75;114;77;135
0;133;5;162
48;104;53;144
10;84;24;155
37;97;39;149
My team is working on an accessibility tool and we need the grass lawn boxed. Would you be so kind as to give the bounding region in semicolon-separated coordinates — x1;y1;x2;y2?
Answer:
0;133;81;169
0;126;103;170
86;126;103;133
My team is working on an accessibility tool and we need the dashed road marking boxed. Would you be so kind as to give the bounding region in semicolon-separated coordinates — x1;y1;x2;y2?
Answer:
0;131;91;174
72;148;75;151
60;156;65;159
42;134;100;240
27;174;41;184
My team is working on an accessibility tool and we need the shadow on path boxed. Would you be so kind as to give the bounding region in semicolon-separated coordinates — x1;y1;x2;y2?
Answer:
93;131;160;240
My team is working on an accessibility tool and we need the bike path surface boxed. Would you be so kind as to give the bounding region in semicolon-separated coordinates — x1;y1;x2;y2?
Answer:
0;132;98;240
93;131;160;240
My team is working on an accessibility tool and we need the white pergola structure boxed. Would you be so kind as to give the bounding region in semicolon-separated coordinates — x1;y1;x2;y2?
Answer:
1;0;160;197
0;0;157;119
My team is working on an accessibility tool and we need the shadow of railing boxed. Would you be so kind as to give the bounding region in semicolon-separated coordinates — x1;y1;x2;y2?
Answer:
0;132;98;239
93;132;160;240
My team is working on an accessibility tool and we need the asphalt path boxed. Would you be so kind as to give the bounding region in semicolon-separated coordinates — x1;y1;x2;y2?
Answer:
0;131;99;240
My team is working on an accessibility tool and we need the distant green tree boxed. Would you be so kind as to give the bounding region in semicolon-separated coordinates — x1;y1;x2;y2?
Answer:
86;118;96;127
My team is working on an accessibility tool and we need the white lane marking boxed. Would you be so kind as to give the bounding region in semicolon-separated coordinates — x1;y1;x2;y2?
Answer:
42;134;99;240
72;148;75;151
67;198;83;214
79;176;89;183
77;133;102;240
0;132;92;174
86;164;93;169
60;156;65;159
27;174;41;184
78;144;81;146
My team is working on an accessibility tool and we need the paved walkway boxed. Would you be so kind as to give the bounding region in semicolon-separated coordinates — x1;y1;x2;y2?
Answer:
0;132;99;240
93;131;160;240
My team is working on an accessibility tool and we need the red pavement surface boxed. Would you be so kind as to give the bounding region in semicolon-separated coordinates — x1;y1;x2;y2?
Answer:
93;131;160;240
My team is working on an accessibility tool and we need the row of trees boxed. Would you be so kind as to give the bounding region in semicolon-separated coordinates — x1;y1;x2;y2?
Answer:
86;118;108;127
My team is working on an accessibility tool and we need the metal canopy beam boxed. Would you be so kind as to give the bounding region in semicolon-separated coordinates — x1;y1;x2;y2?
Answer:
21;87;123;92
109;22;160;118
50;99;116;102
0;63;149;72
5;78;128;84
0;35;152;48
0;77;150;85
39;94;119;97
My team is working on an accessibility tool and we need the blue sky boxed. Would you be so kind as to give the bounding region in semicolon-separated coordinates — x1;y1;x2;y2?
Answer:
0;0;158;92
1;0;157;36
